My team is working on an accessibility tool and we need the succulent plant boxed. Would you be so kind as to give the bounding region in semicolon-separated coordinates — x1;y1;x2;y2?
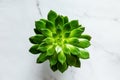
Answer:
29;10;91;73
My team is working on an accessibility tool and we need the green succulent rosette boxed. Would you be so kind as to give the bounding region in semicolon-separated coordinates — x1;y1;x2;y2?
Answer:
29;10;91;73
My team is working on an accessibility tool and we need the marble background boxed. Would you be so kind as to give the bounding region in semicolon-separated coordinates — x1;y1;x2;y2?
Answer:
0;0;120;80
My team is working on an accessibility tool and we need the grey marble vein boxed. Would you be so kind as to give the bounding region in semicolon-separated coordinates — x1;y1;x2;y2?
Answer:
36;0;43;17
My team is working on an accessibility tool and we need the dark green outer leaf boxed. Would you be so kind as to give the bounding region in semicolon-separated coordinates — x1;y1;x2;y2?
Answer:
29;44;40;54
41;29;53;37
66;54;76;66
37;42;48;52
73;58;81;67
34;28;42;34
50;64;58;72
70;20;79;29
80;27;85;31
63;16;69;24
46;21;55;32
57;62;68;73
55;15;64;27
35;21;45;31
80;34;91;41
40;19;48;23
49;53;58;66
29;34;45;44
66;54;80;67
63;22;71;32
37;53;48;63
47;10;57;22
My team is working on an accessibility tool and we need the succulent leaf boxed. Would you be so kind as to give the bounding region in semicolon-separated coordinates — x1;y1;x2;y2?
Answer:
55;15;64;27
63;16;69;23
48;10;57;22
70;20;79;29
58;51;66;64
50;64;58;72
46;20;55;32
69;28;84;37
78;38;91;48
46;45;55;56
29;44;40;54
37;53;47;63
57;62;68;73
41;29;53;37
49;53;58;66
80;34;91;41
35;21;46;31
29;34;45;44
79;48;90;59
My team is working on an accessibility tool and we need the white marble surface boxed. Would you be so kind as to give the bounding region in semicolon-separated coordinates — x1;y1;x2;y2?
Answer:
0;0;120;80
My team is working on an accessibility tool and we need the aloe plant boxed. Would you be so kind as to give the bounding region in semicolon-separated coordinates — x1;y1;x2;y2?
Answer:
29;10;91;73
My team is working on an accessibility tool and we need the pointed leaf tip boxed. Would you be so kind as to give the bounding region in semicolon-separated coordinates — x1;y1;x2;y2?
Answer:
79;48;90;59
55;15;64;27
70;28;84;37
35;20;45;31
80;34;92;41
29;44;40;54
29;34;45;44
37;53;47;63
48;10;57;22
57;62;68;73
78;38;91;48
70;20;79;29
